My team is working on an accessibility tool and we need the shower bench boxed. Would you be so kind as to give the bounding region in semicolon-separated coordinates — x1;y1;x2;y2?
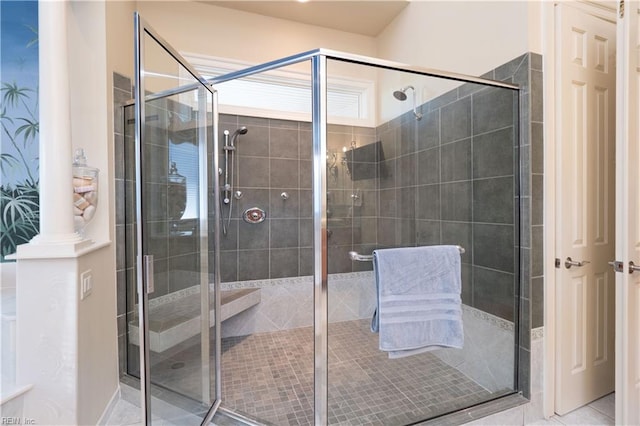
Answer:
128;288;260;352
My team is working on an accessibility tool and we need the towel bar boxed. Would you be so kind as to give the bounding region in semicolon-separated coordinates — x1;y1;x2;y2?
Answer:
349;246;465;262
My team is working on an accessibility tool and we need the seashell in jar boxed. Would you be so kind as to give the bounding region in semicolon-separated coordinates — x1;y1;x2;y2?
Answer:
73;193;90;210
73;177;93;187
83;205;96;221
83;190;97;205
74;206;83;216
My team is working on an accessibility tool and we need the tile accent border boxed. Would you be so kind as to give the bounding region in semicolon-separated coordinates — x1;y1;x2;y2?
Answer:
531;326;544;341
463;304;514;332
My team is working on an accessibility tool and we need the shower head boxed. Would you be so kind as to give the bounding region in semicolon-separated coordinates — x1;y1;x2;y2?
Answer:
393;91;407;101
230;126;248;146
393;85;414;101
233;126;248;136
392;85;422;120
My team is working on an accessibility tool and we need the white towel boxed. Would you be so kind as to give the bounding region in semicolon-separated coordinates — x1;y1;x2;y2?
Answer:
371;245;463;358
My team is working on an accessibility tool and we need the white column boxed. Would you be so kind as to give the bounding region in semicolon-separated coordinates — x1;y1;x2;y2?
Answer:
29;0;82;246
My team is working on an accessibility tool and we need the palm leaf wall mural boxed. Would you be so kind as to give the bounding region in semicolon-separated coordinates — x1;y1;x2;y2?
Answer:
1;2;39;261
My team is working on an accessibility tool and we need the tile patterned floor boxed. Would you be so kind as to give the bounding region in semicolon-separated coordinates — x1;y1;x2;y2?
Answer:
119;319;514;425
219;319;498;425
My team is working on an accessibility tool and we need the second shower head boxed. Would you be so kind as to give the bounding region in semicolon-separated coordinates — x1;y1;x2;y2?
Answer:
392;85;422;120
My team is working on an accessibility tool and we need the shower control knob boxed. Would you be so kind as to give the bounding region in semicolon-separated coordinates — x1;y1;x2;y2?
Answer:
243;207;266;224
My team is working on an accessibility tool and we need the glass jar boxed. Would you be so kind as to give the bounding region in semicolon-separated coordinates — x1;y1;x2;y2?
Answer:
72;148;99;234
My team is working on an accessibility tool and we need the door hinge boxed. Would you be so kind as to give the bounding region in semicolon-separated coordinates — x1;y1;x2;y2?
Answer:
620;0;625;18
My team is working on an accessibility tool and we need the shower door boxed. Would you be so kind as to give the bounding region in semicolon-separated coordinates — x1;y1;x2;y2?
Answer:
133;13;221;424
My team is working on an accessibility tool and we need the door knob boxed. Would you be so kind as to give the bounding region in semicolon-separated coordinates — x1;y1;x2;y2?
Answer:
629;261;640;274
565;257;591;269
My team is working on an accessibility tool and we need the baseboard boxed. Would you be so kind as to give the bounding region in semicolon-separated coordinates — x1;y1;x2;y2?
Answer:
96;386;121;425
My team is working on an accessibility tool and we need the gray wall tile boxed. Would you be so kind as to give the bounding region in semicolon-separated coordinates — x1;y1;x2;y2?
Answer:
473;87;515;135
473;127;514;178
238;156;269;187
441;182;472;222
417;148;440;185
270;127;299;159
441;138;471;182
270;248;299;278
473;224;515;272
270;158;299;188
417;184;440;220
473;177;514;224
473;267;516;321
417;109;440;150
238;249;269;281
441;96;471;143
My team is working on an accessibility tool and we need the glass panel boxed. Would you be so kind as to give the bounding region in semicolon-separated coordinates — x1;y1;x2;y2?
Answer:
326;58;520;424
211;61;315;425
127;23;217;424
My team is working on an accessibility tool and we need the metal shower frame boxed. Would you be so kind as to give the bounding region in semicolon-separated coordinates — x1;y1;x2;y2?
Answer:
134;12;522;426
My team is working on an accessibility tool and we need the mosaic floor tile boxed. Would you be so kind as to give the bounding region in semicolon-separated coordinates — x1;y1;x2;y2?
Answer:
219;319;498;425
151;319;504;425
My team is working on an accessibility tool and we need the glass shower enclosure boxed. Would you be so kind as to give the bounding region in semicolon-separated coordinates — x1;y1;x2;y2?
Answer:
126;13;522;425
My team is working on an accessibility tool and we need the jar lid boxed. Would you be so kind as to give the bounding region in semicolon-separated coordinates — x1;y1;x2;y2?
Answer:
73;148;87;167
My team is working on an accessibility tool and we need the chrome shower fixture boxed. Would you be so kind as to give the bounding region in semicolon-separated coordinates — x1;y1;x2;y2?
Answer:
221;126;248;235
393;85;423;120
230;126;248;145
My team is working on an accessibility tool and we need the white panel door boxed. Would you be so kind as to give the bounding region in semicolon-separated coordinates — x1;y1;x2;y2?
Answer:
556;4;616;415
616;1;640;423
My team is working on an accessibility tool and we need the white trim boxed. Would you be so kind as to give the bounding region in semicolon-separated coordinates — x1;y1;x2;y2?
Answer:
183;52;376;127
542;1;557;419
96;386;121;425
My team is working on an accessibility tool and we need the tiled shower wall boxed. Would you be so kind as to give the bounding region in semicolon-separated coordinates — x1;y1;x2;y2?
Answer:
216;115;378;283
376;80;518;322
373;52;544;397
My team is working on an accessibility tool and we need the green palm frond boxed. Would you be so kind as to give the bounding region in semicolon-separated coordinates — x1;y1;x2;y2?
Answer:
0;183;39;259
0;107;14;125
0;153;19;173
2;191;39;226
1;82;33;108
16;118;39;144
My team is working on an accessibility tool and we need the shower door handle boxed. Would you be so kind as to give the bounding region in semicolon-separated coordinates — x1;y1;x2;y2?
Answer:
144;254;155;294
564;257;590;269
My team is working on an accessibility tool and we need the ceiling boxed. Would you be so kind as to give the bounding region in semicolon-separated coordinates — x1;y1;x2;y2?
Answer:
200;1;410;37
